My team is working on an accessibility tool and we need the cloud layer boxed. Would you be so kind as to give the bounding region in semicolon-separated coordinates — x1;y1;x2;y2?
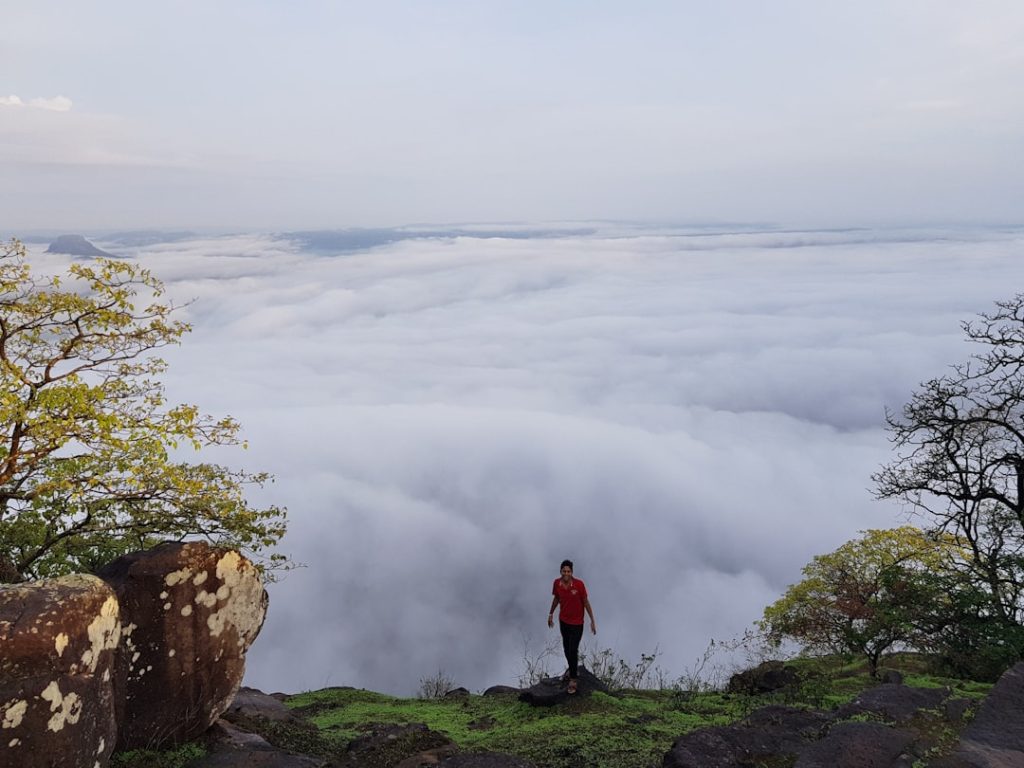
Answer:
27;224;1024;694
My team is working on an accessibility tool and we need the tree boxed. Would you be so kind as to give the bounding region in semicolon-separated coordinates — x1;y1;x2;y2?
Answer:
0;239;286;581
874;294;1024;626
759;527;961;676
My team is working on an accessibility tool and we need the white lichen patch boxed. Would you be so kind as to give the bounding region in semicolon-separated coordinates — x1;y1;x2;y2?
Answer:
163;603;172;611
215;551;244;587
193;571;209;586
159;591;169;600
205;554;266;641
164;568;192;587
97;737;105;754
54;632;69;657
181;605;193;617
1;700;27;729
9;738;20;747
168;649;176;658
216;585;230;601
80;596;121;673
194;590;218;609
40;682;82;732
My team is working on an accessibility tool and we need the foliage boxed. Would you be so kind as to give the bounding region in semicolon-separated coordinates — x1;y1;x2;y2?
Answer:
583;645;668;690
0;239;286;580
417;667;457;699
874;294;1024;625
759;526;964;676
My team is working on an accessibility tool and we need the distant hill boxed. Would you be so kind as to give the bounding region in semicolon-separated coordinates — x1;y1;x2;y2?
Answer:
45;234;116;258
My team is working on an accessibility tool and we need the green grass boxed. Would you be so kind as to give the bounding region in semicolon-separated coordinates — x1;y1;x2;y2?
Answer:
112;653;996;768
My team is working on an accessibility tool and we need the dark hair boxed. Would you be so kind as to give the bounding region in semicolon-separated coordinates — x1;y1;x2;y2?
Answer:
560;559;574;571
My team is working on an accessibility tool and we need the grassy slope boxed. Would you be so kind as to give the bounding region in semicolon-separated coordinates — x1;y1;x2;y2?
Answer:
112;654;994;768
277;655;991;768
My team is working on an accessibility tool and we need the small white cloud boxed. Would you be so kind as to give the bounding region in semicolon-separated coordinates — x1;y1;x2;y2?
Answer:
0;94;72;111
29;95;72;112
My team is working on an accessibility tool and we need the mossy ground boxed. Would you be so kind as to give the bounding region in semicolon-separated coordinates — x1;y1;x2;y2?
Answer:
111;654;993;768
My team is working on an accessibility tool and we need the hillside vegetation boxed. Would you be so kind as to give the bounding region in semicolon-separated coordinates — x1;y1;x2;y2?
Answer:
116;653;993;768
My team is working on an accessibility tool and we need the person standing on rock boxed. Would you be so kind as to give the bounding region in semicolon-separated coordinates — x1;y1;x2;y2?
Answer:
547;559;597;694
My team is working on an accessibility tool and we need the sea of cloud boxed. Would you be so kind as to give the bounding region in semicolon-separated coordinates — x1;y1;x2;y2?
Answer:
27;223;1024;695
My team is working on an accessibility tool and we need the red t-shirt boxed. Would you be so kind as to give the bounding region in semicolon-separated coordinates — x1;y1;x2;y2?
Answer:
552;577;588;625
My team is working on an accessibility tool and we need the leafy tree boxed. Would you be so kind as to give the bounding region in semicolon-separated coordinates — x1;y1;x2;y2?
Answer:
874;294;1024;625
759;526;961;676
0;239;286;581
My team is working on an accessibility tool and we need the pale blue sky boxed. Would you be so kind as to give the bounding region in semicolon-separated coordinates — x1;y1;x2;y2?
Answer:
3;1;1023;229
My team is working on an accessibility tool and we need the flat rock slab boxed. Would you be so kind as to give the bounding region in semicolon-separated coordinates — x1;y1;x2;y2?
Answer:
439;753;538;767
664;706;832;768
189;720;328;768
794;721;918;768
837;683;950;724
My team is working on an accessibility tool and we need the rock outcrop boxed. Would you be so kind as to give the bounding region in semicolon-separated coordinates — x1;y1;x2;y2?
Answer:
942;661;1024;767
0;574;120;768
98;541;269;749
518;666;609;706
45;234;116;258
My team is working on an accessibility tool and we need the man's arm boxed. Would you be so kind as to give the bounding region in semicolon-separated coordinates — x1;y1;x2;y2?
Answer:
584;598;597;634
547;595;559;628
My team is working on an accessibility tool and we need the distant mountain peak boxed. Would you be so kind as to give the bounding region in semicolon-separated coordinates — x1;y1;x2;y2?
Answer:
46;234;115;258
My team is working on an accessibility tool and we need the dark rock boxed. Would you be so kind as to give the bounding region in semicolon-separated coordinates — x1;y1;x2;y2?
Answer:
726;660;800;695
794;721;917;767
881;670;905;686
439;754;538;767
944;697;972;723
836;683;950;724
225;686;300;723
482;685;520;697
948;661;1024;767
663;706;832;768
346;722;453;767
45;234;116;258
518;666;609;706
444;687;471;698
191;719;328;767
0;574;120;768
98;541;268;749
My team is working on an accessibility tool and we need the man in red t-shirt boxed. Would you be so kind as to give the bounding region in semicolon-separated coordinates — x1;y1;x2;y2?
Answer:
547;559;597;694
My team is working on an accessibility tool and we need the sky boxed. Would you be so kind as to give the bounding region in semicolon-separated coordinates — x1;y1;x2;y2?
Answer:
21;224;1024;695
3;2;1024;229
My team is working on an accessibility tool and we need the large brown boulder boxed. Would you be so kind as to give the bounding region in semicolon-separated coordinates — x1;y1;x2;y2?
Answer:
98;542;268;749
0;574;120;768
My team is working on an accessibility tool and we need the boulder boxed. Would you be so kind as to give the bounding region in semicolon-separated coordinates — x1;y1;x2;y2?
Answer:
0;574;120;768
190;719;328;768
663;705;832;768
836;683;950;725
518;666;609;706
948;661;1024;767
482;685;520;697
726;660;800;695
97;541;268;749
224;687;301;724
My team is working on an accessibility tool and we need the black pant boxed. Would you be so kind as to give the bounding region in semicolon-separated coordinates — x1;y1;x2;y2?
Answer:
559;620;584;679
